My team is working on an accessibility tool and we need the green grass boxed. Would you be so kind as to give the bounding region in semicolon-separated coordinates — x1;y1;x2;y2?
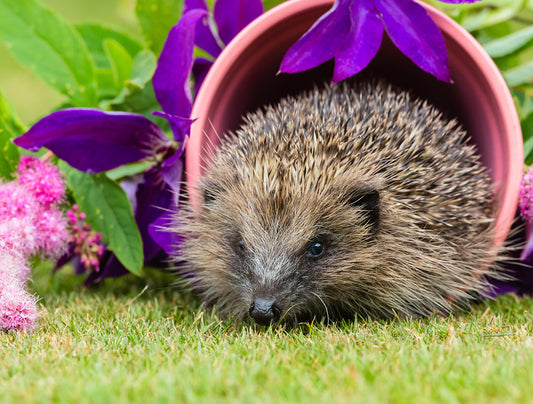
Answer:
2;264;533;404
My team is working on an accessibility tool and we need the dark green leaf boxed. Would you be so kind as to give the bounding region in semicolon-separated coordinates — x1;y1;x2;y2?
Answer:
0;0;97;106
484;25;533;58
135;0;183;54
523;112;533;166
59;162;144;275
104;39;134;92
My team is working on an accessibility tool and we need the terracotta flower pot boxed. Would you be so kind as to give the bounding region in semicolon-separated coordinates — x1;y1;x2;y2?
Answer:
186;0;523;251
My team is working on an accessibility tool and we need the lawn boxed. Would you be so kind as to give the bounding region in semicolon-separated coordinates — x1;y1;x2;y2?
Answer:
2;263;533;404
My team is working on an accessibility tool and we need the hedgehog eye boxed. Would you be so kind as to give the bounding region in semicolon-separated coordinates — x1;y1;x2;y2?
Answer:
308;240;325;258
238;239;246;254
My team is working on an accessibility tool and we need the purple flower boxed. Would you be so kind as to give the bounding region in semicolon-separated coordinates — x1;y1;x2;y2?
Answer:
166;0;263;100
12;0;263;284
280;0;482;83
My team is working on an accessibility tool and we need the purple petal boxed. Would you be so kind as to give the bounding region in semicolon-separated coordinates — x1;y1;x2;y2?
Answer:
148;211;184;255
184;0;222;58
14;109;171;173
192;57;213;98
161;152;183;191
279;0;352;74
213;0;263;45
147;155;183;255
184;0;208;12
374;0;451;82
84;252;129;286
135;168;174;261
161;152;183;208
332;0;383;83
120;178;142;213
153;10;209;118
152;111;196;144
521;221;533;262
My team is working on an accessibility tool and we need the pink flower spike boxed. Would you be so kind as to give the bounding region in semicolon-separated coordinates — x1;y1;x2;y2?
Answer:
519;168;533;222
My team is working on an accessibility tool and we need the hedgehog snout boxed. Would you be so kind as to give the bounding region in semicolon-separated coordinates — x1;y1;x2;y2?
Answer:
249;298;281;325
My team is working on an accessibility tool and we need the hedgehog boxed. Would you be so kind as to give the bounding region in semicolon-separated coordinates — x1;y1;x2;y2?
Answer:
178;80;499;325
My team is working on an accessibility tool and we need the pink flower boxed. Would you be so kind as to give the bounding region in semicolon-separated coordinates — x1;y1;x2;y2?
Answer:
17;156;65;206
0;252;39;332
0;157;68;332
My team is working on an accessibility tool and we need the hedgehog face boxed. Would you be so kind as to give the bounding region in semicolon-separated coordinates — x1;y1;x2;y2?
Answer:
185;180;382;325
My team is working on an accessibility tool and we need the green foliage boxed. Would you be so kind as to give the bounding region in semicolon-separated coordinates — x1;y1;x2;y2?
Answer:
76;24;144;100
104;39;135;92
433;0;533;164
135;0;183;54
100;50;163;126
0;0;98;107
483;25;533;58
59;163;144;275
0;90;23;179
76;24;144;70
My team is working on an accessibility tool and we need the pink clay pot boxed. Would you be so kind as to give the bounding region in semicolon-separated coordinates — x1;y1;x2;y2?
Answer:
187;0;523;251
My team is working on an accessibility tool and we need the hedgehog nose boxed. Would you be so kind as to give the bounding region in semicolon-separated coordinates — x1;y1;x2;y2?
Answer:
249;298;281;325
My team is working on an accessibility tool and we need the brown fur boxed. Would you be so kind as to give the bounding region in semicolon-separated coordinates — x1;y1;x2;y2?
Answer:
177;80;497;322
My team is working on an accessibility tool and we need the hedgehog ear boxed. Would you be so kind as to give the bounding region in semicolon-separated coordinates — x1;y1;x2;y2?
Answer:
345;188;380;236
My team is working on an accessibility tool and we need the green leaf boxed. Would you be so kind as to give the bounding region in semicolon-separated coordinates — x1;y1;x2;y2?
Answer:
129;50;158;87
0;0;97;106
76;24;143;70
135;0;183;54
0;90;24;179
503;60;533;86
99;51;162;125
0;89;25;137
523;112;533;166
76;24;144;100
0;122;20;180
104;39;134;92
106;161;155;181
484;25;533;58
59;162;144;275
262;0;285;11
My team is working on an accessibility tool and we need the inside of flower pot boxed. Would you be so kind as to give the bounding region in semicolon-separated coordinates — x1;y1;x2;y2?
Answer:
188;0;522;243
